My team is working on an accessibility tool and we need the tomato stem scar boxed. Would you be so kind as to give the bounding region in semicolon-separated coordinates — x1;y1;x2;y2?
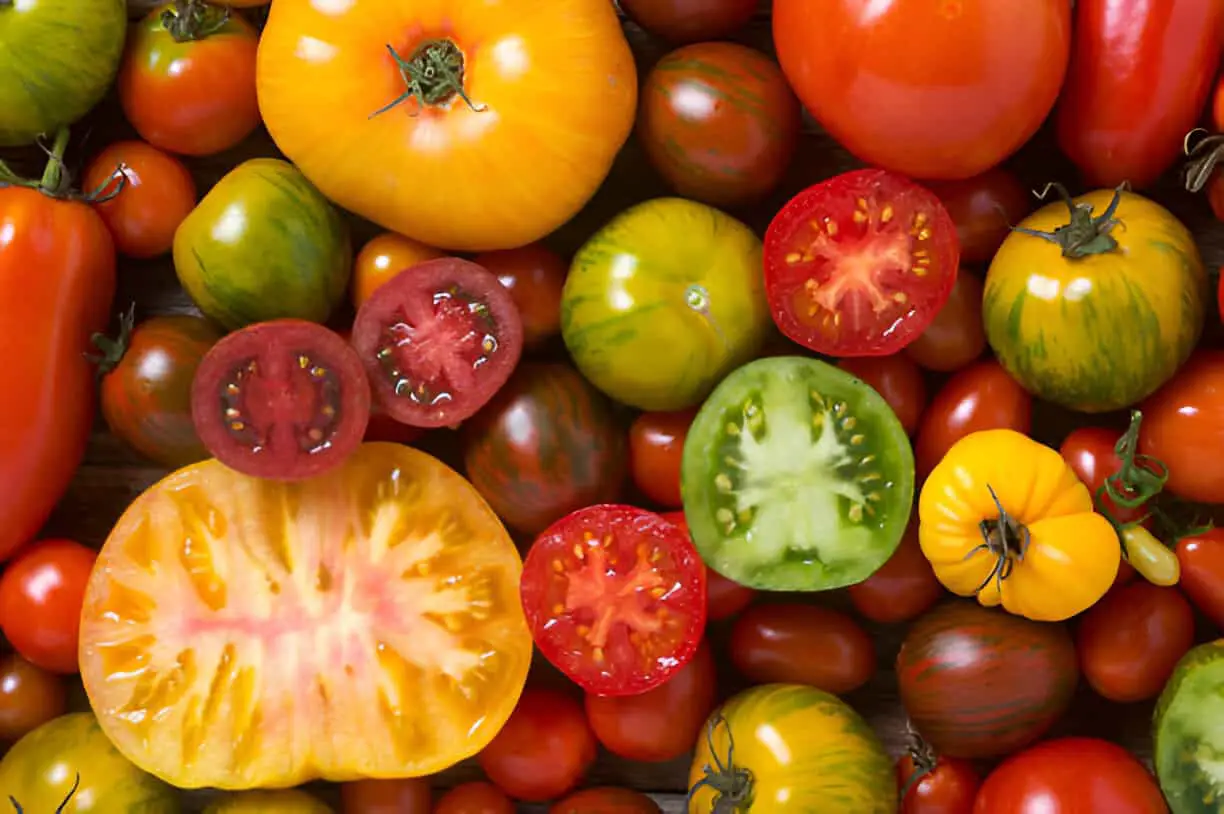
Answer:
371;40;489;119
967;484;1031;596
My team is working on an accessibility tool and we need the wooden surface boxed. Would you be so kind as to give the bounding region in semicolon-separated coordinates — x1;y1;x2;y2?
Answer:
6;1;1224;810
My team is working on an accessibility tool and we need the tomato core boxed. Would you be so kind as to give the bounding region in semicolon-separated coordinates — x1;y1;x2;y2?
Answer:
221;351;345;457
561;535;668;663
374;39;484;117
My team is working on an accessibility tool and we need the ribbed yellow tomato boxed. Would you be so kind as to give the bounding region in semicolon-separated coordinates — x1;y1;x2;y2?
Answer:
918;429;1120;622
256;0;636;252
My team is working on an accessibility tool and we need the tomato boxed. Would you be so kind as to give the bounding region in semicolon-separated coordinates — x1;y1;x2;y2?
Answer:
688;684;895;812
837;354;928;436
82;140;197;259
682;356;914;591
848;516;943;625
351;232;445;310
550;788;661;814
0;654;67;744
1177;529;1224;629
462;363;627;537
903;271;987;374
1058;418;1155;528
584;641;716;763
0;539;96;675
353;257;523;429
729;603;876;695
562;198;771;411
1056;0;1224;190
638;42;800;208
629;410;694;509
478;689;597;802
976;737;1167;813
896;737;979;814
1154;641;1224;809
897;601;1079;759
98;313;223;469
0;0;126;147
927;169;1032;265
1120;526;1181;588
521;505;705;696
1139;350;1224;504
0;137;116;563
257;0;635;252
764;169;960;357
433;782;514;814
914;360;1032;480
78;444;533;789
474;243;568;350
119;2;261;156
340;778;431;814
660;512;755;620
617;0;757;44
206;791;334;813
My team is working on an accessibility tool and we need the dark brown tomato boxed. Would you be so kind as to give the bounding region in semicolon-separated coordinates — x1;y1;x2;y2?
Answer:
618;0;759;44
99;313;223;469
550;788;662;814
661;511;756;620
190;319;370;480
848;516;944;624
837;354;928;435
0;653;67;743
638;42;801;208
352;257;523;428
903;271;987;374
462;363;627;536
474;243;567;350
728;603;876;694
927;169;1032;264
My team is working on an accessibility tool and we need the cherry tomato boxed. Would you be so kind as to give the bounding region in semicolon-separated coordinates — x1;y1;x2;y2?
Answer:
837;354;927;436
1059;425;1149;526
927;170;1031;265
896;741;980;814
848;517;943;625
629;410;695;509
478;689;597;802
0;539;97;674
903;272;987;374
1139;350;1224;504
0;653;67;743
82;140;197;259
550;788;662;814
351;232;444;310
661;512;755;621
432;782;514;814
1176;528;1224;629
617;0;758;44
728;602;876;694
474;243;568;350
340;778;431;814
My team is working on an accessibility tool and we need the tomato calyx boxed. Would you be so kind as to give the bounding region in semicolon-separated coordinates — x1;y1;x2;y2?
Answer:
86;303;136;377
1182;128;1224;194
372;40;489;118
969;484;1031;595
1010;181;1124;259
160;0;232;43
897;725;938;803
10;771;79;814
688;712;754;814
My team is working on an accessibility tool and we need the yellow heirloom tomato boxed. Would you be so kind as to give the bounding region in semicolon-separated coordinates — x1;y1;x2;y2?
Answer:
918;429;1120;622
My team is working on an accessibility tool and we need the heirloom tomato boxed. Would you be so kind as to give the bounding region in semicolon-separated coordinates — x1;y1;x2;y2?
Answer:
562;198;770;411
688;684;896;813
78;443;533;789
848;516;943;625
478;689;597;802
0;655;66;744
119;2;260;156
682;356;914;592
462;363;627;536
984;186;1206;413
903;272;987;374
661;512;756;620
772;0;1070;180
551;788;661;814
1139;350;1224;504
1176;529;1224;629
764;169;959;358
434;783;514;814
1058;413;1157;528
83;140;197;259
1154;641;1224;811
927;169;1031;265
618;0;757;44
919;429;1119;621
0;539;97;675
475;243;568;350
351;232;445;310
629;409;695;509
896;736;979;814
205;791;333;813
257;0;636;252
837;354;927;436
339;778;431;814
638;42;800;208
729;603;876;695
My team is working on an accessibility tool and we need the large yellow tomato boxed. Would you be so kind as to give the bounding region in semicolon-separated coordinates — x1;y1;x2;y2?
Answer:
918;429;1120;622
78;443;532;791
256;0;636;252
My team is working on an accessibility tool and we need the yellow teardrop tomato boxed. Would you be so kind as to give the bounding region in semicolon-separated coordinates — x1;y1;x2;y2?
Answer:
256;0;637;252
918;429;1120;622
1122;525;1181;587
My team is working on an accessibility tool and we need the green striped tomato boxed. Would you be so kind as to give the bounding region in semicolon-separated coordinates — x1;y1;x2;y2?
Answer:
1154;640;1224;813
172;158;351;330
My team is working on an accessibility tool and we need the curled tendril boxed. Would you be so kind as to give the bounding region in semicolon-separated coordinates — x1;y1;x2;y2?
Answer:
10;772;80;813
965;484;1031;596
1183;128;1224;193
687;712;753;813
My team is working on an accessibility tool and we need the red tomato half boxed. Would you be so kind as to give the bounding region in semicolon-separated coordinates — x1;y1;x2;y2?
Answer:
0;540;97;675
764;169;959;357
520;505;706;696
660;512;755;621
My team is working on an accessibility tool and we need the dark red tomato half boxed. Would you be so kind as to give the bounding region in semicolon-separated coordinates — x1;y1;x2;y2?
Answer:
190;319;370;480
661;512;755;621
520;505;707;696
764;169;960;357
352;257;523;428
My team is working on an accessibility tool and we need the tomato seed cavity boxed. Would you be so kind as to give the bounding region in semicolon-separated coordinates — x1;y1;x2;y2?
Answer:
221;351;343;455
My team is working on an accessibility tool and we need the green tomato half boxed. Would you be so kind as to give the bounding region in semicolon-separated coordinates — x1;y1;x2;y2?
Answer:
1154;640;1224;813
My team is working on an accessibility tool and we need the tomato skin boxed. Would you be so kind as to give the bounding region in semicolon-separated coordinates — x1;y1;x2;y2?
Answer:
896;752;979;814
351;232;445;310
837;355;927;436
206;790;334;813
1139;350;1224;504
903;271;987;374
618;0;757;44
1175;529;1224;629
475;243;568;350
433;782;514;814
660;512;756;620
927;170;1032;265
729;603;876;695
478;689;597;802
849;517;943;625
0;540;97;674
1058;426;1147;526
82;140;197;258
0;654;67;744
340;778;431;813
550;788;661;814
629;410;695;509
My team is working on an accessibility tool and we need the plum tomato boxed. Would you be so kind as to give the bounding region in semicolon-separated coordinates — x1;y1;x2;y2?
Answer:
550;788;662;814
339;777;431;814
352;257;523;429
82;140;197;259
478;689;597;802
618;0;758;44
661;512;755;620
728;603;876;695
763;168;960;357
837;354;927;436
191;319;370;480
896;735;980;814
681;356;914;591
78;444;533;789
350;231;444;310
1139;350;1224;505
584;641;716;763
474;243;568;350
926;169;1031;265
0;654;67;744
520;505;706;696
433;782;515;814
0;539;97;675
629;409;696;509
1176;529;1224;629
848;516;943;625
903;271;987;374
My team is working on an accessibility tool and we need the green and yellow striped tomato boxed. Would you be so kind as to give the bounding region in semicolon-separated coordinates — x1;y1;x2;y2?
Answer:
561;197;772;412
173;158;351;330
983;187;1207;413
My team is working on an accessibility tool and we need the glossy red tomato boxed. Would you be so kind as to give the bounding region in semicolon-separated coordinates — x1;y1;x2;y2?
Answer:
903;272;987;374
82;140;197;259
1059;420;1155;527
0;653;67;744
340;778;431;814
550;788;662;814
973;737;1167;813
0;539;97;674
764;169;960;357
927;169;1032;264
478;689;597;802
773;0;1071;180
849;517;943;625
1176;529;1224;630
837;355;927;436
1139;350;1224;504
618;0;758;44
896;744;979;814
729;603;876;695
433;782;514;814
474;243;568;350
661;512;755;621
629;410;695;509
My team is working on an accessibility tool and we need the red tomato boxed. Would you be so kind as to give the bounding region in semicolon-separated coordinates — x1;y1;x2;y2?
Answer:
550;788;661;814
903;271;987;374
584;641;716;763
764;169;960;357
1059;418;1158;527
927;169;1032;265
914;360;1032;479
432;782;514;814
837;355;927;436
1218;269;1224;322
629;410;695;509
661;512;755;621
1176;529;1224;630
520;505;706;696
728;603;876;695
773;0;1070;180
849;517;943;625
1056;0;1224;189
897;745;980;814
474;243;568;350
350;232;445;310
82;141;197;259
478;689;597;802
340;778;431;814
0;653;67;743
617;0;758;44
973;737;1167;813
1139;350;1224;504
0;540;98;674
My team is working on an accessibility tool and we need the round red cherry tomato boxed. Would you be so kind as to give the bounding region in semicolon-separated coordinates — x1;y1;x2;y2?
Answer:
340;778;431;814
82;140;197;259
1176;528;1224;630
903;271;987;374
617;0;758;44
927;169;1032;264
848;517;943;625
728;602;876;695
478;689;597;802
661;512;755;621
837;354;927;436
1059;425;1152;527
475;243;568;350
896;740;979;814
1139;350;1224;505
432;782;515;814
0;653;67;744
629;410;695;509
0;539;98;674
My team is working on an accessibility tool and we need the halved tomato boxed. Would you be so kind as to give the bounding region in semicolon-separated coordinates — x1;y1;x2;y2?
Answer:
520;505;706;696
352;257;523;428
764;169;960;357
78;442;533;790
191;320;370;480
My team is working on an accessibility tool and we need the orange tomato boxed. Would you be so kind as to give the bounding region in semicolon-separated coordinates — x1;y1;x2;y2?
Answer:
351;232;445;309
83;140;197;259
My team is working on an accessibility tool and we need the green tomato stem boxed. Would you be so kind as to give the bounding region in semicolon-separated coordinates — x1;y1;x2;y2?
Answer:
162;0;231;42
1010;181;1126;259
38;127;72;194
369;40;488;119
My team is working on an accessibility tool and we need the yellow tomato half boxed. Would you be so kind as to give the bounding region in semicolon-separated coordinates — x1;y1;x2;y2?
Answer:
918;429;1120;622
79;443;532;790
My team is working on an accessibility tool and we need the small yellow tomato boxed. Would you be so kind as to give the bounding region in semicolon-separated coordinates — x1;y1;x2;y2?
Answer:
1122;525;1181;587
